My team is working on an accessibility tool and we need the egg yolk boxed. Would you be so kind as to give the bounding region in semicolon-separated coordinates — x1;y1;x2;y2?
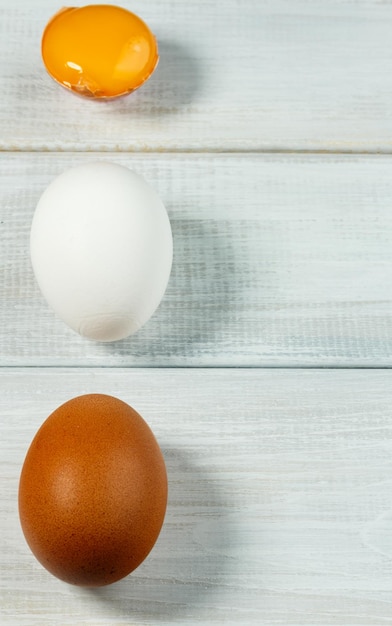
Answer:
41;5;159;99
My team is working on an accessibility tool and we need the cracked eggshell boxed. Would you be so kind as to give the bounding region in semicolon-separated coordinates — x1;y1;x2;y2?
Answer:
41;5;159;99
30;162;173;342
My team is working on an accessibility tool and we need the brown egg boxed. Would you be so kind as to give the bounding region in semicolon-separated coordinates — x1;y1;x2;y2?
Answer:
18;394;167;586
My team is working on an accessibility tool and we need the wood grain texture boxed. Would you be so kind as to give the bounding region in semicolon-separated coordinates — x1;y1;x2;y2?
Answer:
1;0;391;624
1;0;392;151
1;367;392;625
1;152;392;366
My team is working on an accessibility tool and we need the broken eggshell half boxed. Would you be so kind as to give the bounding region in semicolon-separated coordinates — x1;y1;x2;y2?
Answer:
41;5;159;99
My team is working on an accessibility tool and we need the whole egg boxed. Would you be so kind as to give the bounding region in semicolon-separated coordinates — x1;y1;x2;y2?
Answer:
18;393;168;586
30;162;173;341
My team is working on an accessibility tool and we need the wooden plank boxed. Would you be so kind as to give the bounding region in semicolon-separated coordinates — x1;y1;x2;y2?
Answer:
1;367;392;624
1;152;392;366
1;0;392;151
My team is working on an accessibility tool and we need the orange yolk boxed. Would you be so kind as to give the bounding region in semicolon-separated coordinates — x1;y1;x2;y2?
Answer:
41;5;159;99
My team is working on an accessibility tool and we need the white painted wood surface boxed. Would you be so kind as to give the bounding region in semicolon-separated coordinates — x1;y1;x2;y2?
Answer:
2;368;392;625
1;152;392;366
1;0;392;624
1;0;392;151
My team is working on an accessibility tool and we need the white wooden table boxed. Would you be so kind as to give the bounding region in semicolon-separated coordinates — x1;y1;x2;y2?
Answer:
1;1;392;624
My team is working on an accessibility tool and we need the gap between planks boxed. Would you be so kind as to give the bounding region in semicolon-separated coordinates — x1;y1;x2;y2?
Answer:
0;147;391;155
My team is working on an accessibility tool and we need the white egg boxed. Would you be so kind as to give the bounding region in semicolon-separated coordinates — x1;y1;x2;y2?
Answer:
30;162;173;342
